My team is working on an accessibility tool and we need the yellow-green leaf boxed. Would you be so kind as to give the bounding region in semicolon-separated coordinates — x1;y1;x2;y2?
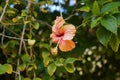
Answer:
47;63;57;76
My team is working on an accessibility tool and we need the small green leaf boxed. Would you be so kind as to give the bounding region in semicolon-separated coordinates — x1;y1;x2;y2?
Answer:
33;78;42;80
39;43;50;50
64;64;75;73
91;17;101;28
55;60;63;67
42;51;50;59
21;54;30;63
4;64;13;74
101;2;120;14
109;34;119;52
21;10;28;16
65;57;77;64
96;27;112;47
0;65;7;74
92;1;100;15
100;16;117;34
23;78;31;80
47;63;57;76
32;22;39;30
18;63;26;71
78;6;90;12
43;56;50;67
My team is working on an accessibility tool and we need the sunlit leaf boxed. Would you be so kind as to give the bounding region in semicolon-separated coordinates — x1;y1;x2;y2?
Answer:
92;1;100;15
47;63;57;76
78;6;90;12
0;65;7;74
109;34;119;52
18;63;26;71
65;57;77;64
33;78;42;80
21;54;30;63
64;64;75;73
32;22;40;30
4;64;13;74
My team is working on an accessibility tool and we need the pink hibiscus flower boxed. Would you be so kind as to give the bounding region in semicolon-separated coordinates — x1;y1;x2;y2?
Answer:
50;16;76;52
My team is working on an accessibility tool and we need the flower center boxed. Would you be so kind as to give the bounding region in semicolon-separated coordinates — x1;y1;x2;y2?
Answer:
56;33;64;37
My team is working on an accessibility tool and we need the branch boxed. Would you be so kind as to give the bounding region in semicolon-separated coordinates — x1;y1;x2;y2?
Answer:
0;33;28;41
0;0;9;22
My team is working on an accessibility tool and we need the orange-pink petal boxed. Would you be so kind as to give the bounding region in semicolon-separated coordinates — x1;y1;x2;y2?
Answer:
59;40;75;52
52;17;65;33
62;24;76;40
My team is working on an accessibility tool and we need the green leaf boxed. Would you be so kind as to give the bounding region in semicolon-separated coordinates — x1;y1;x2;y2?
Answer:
39;43;50;50
114;14;120;25
64;64;75;73
92;1;100;15
21;10;28;16
100;16;117;34
43;56;50;67
65;57;77;64
4;64;13;74
55;60;63;67
42;51;51;67
32;22;39;30
118;28;120;43
21;54;30;63
18;63;26;71
42;51;50;59
78;6;90;12
101;2;120;14
0;64;7;74
109;34;119;52
33;78;42;80
23;78;31;80
47;63;57;76
96;27;112;47
91;17;101;28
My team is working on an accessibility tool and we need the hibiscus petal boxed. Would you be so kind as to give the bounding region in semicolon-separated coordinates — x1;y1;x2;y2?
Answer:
50;33;59;43
59;40;75;52
52;17;65;33
63;24;76;40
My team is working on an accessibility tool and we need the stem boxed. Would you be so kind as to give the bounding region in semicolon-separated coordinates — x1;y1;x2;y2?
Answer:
58;0;63;17
17;23;27;80
0;0;9;22
1;26;5;45
0;33;28;41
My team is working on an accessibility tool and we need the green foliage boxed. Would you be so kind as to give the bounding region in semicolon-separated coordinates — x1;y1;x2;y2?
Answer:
100;15;117;34
1;0;120;80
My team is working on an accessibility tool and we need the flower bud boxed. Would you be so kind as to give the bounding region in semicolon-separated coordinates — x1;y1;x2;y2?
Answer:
28;39;36;46
51;47;58;55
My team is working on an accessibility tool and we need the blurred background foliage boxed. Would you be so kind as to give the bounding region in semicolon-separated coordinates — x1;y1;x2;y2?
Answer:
0;0;120;80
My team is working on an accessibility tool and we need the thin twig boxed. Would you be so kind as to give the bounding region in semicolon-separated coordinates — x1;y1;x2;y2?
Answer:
17;23;27;80
58;0;63;17
23;40;28;53
38;20;52;27
1;26;5;45
16;0;31;79
0;33;28;41
0;0;9;22
5;27;21;37
65;13;75;20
